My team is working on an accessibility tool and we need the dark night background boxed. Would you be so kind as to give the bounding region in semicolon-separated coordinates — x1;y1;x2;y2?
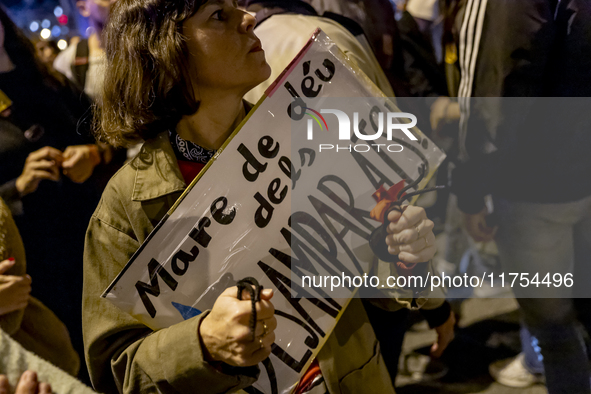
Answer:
1;0;87;41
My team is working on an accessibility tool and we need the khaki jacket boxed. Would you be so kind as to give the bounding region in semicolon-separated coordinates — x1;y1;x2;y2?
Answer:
83;132;395;394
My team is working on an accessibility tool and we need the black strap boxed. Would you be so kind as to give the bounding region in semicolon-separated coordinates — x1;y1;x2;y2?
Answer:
236;277;263;342
71;38;89;91
321;11;365;38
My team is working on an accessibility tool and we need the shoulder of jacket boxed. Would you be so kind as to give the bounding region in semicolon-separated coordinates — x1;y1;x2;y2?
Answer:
92;158;138;226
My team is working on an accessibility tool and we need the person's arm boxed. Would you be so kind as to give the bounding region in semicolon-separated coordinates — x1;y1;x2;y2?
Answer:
452;0;556;216
372;203;455;356
52;44;75;82
0;200;30;334
83;214;263;394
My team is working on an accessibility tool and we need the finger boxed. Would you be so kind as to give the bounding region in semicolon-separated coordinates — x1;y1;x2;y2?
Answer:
62;146;75;158
28;147;63;163
15;371;38;394
235;282;267;301
253;299;275;320
430;342;441;358
38;383;52;394
398;237;429;254
7;300;29;313
254;316;277;337
398;245;437;264
31;170;59;182
388;228;418;246
394;219;435;245
386;244;401;256
0;375;9;394
261;330;275;349
61;153;83;169
388;206;427;234
250;331;275;358
28;159;59;171
432;332;454;358
259;288;273;300
0;258;15;274
385;207;403;226
3;275;29;283
220;286;239;299
399;231;436;254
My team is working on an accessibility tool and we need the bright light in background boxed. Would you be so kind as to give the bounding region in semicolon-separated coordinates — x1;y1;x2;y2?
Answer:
29;21;39;32
41;19;50;29
40;28;51;39
51;26;61;37
57;39;68;50
54;6;63;17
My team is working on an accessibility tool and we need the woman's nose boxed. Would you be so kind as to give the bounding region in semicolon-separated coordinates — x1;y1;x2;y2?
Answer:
239;11;257;33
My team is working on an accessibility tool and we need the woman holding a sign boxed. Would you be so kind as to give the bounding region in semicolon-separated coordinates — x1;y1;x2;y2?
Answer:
83;0;439;392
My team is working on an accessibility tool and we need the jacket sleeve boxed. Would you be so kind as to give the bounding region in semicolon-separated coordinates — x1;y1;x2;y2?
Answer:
0;198;26;335
452;0;556;213
83;210;259;394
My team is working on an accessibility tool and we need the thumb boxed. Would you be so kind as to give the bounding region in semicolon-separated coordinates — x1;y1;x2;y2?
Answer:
0;258;15;274
240;287;273;301
260;288;274;300
61;155;78;169
430;341;441;358
386;207;403;224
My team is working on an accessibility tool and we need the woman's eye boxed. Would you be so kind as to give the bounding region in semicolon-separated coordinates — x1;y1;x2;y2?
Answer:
212;9;224;20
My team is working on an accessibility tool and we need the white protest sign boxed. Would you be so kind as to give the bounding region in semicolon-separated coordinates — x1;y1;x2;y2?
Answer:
103;29;445;394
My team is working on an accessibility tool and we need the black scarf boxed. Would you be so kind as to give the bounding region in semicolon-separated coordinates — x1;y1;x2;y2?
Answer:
168;129;216;164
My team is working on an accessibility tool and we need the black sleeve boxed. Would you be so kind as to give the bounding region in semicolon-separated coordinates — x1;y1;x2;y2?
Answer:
420;300;452;329
0;180;23;216
452;0;556;213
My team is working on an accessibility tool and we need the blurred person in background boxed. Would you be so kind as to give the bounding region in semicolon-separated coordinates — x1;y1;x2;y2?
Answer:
452;0;591;392
33;40;59;71
54;0;127;188
0;6;104;382
0;197;79;376
53;0;114;98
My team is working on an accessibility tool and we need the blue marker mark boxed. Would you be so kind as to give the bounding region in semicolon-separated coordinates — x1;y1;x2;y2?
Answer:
172;302;201;320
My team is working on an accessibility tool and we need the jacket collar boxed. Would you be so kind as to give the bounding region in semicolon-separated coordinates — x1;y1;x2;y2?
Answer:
131;131;187;201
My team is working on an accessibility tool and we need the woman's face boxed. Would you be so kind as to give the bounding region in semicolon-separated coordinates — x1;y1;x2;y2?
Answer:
182;0;271;95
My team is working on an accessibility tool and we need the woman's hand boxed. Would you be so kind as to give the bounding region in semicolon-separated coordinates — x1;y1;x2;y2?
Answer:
61;145;101;184
0;371;52;394
385;205;436;263
0;259;31;316
430;97;460;135
15;147;62;197
431;312;456;358
199;287;277;367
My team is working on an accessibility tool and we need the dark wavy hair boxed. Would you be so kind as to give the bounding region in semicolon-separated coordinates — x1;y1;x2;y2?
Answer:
95;0;204;147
